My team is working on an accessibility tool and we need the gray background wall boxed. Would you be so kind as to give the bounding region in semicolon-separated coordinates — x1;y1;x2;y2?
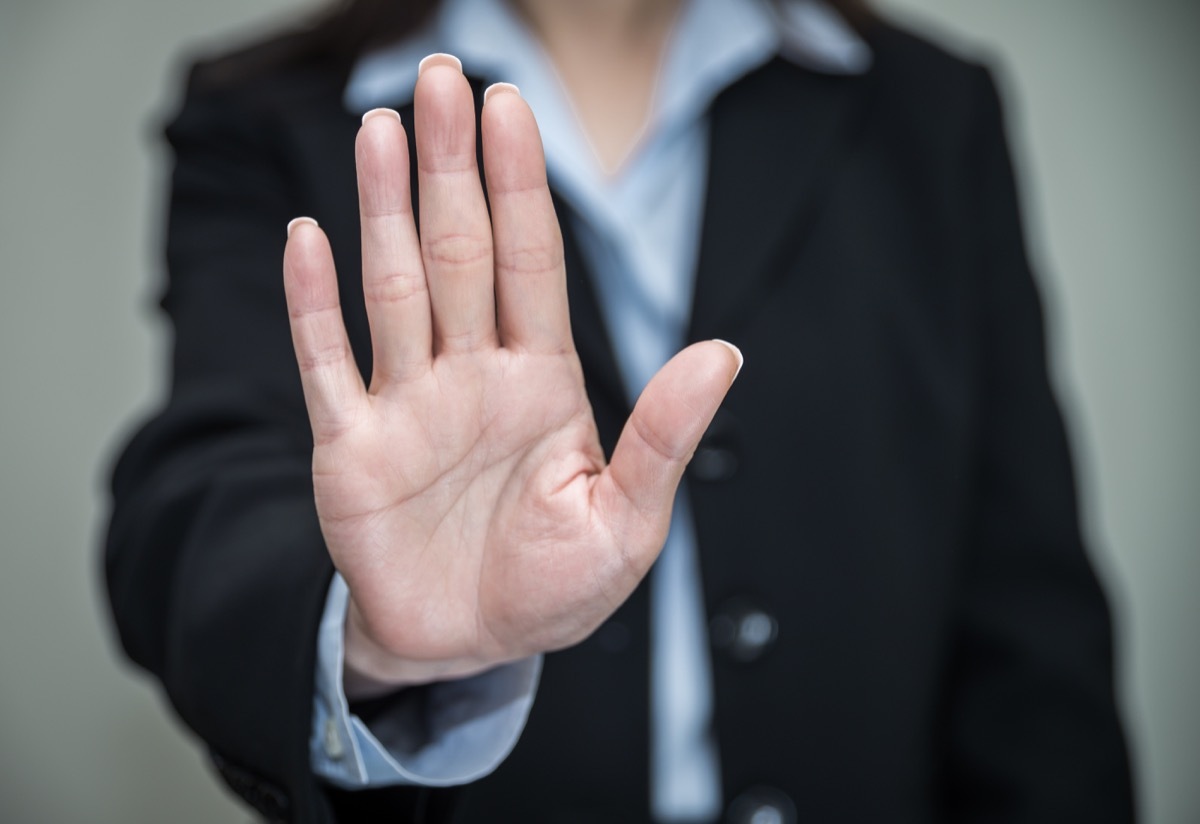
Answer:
0;1;1195;821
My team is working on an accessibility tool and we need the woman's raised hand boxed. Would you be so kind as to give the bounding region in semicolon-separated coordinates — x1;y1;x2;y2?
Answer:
282;55;741;697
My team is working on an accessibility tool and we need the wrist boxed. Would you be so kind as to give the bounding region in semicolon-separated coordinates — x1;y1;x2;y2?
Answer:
341;597;496;700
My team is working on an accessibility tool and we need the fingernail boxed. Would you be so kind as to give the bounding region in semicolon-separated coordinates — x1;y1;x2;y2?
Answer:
361;107;401;126
418;53;463;76
287;216;319;237
483;82;521;104
711;339;744;381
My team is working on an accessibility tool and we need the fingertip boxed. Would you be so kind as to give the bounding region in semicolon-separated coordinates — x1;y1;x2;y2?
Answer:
480;82;531;135
412;51;479;168
483;82;521;105
356;106;408;157
284;218;332;272
480;84;545;195
362;107;402;126
287;216;319;238
710;339;744;381
418;52;463;76
283;218;335;300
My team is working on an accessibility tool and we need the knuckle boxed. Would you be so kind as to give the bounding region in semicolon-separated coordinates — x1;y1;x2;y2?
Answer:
419;149;477;175
495;244;563;278
365;268;426;305
297;341;351;372
423;233;492;270
436;326;490;351
631;414;688;464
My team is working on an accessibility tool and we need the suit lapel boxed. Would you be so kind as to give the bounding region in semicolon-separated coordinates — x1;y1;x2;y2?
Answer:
556;195;630;445
560;60;876;424
688;58;876;342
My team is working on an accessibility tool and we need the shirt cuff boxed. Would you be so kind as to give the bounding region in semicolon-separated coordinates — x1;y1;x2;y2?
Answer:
311;572;541;788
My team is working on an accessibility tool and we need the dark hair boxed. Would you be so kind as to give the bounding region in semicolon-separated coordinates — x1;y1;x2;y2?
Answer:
293;0;443;69
199;0;874;86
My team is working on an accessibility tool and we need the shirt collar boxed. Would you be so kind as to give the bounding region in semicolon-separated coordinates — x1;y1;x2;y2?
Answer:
343;0;871;114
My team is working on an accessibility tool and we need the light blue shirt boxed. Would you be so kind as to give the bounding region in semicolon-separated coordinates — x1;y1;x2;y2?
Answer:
313;0;868;818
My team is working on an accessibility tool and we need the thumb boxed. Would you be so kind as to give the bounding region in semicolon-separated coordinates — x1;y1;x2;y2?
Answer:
595;340;743;570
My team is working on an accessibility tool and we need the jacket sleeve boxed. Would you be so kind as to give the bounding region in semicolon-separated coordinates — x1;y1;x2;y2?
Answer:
941;66;1136;822
102;64;452;824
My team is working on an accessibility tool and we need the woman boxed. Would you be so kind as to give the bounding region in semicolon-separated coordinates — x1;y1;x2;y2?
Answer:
104;0;1135;821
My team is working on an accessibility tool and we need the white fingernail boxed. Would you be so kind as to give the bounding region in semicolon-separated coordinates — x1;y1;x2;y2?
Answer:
418;53;463;75
287;216;318;237
711;339;744;380
361;107;402;126
483;82;521;104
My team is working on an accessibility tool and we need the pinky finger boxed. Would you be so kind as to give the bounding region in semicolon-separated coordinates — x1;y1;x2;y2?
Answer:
283;218;366;443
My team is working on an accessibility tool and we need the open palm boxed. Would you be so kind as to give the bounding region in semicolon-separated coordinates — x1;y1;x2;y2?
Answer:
283;56;740;693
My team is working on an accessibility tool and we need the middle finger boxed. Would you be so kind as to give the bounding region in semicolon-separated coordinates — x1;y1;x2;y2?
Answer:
414;54;497;355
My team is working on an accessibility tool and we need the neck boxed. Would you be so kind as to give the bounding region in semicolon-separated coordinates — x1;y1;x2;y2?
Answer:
515;0;681;50
511;0;684;174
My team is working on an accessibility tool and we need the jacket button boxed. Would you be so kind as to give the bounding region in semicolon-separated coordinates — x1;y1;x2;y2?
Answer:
592;619;629;653
710;600;777;663
689;410;739;481
726;786;797;824
691;445;738;481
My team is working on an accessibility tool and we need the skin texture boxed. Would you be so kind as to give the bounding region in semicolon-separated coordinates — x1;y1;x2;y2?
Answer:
281;58;741;698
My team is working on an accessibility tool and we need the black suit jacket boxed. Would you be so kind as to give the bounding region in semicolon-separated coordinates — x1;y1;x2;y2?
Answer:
104;21;1134;824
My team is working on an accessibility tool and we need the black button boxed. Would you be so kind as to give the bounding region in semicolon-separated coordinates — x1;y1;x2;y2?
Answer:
592;619;630;653
689;410;739;481
710;599;777;663
726;786;797;824
691;445;738;481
